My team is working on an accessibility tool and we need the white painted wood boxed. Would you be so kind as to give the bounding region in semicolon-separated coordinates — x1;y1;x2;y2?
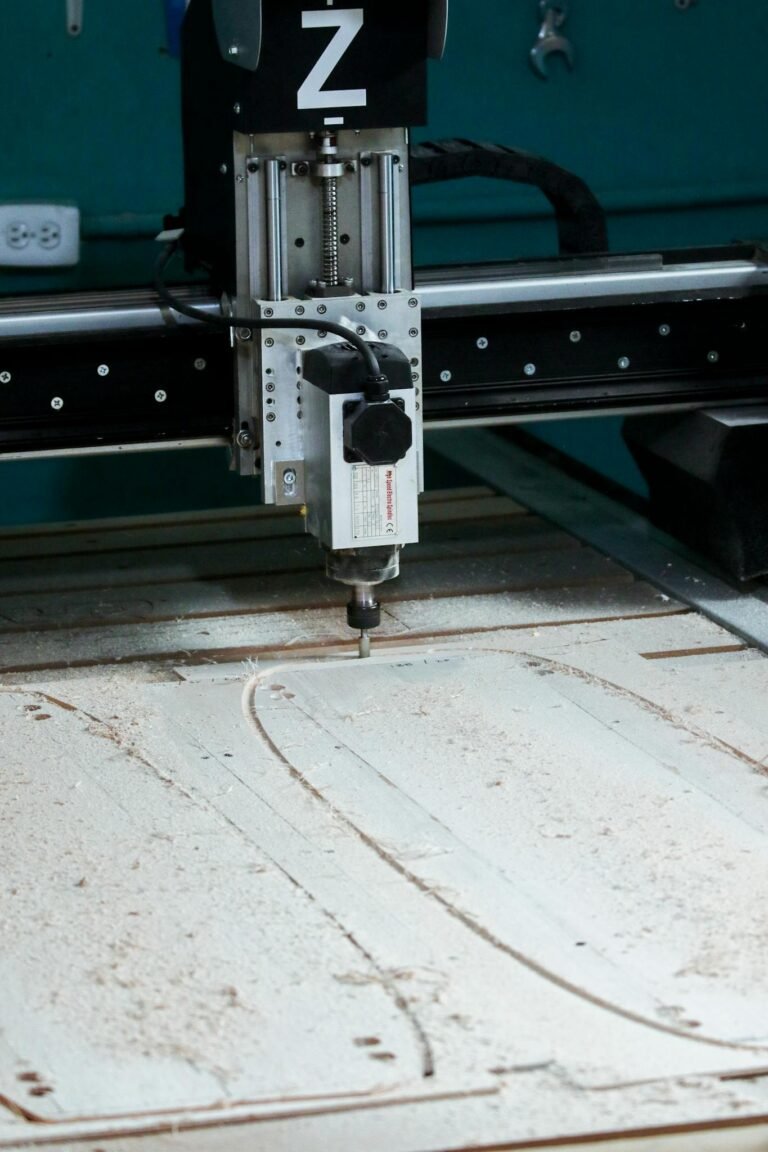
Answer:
238;649;768;1048
0;690;433;1121
3;491;768;1150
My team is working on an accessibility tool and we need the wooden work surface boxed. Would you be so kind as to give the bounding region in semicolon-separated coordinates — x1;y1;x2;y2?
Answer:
1;487;768;1152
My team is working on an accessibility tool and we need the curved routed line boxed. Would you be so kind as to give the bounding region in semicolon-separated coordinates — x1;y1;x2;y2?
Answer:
242;657;768;1058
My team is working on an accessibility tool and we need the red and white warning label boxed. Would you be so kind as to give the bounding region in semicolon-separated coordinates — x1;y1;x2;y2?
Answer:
351;464;397;540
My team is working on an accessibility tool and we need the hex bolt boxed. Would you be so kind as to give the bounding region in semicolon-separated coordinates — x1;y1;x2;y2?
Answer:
355;302;365;312
0;371;10;384
440;369;452;382
265;337;275;348
524;363;536;376
296;335;306;346
708;350;720;363
266;412;276;422
659;323;671;336
408;328;419;338
377;300;387;310
476;337;489;350
356;326;366;336
378;330;388;340
97;364;109;377
570;330;582;343
194;358;207;371
317;304;327;315
51;396;63;410
408;298;418;308
263;307;274;318
155;389;167;403
618;356;630;370
236;429;254;449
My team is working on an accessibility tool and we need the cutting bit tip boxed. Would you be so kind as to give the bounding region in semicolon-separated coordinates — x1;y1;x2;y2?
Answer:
358;630;371;659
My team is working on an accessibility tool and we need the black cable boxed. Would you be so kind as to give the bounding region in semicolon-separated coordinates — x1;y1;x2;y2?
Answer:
154;241;384;381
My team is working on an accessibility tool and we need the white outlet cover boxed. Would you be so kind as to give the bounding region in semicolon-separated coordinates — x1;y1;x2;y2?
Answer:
0;203;80;268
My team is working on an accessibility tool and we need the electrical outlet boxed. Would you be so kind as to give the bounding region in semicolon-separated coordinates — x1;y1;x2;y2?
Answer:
0;204;80;268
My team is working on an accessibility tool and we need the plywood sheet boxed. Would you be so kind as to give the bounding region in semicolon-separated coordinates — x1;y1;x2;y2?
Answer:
0;689;433;1122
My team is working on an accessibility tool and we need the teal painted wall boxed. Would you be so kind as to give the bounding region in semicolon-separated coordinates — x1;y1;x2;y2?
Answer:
1;1;767;521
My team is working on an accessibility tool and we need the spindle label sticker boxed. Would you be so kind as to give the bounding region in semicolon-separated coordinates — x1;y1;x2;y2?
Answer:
352;464;397;539
298;10;367;110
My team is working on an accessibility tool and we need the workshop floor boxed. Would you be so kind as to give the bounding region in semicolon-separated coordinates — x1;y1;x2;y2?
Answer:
1;485;768;1151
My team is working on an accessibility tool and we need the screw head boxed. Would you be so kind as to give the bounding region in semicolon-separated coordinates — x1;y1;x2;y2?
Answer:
569;330;582;343
408;327;419;338
154;389;167;403
265;382;275;392
355;302;365;312
295;305;305;316
247;160;259;174
412;372;420;382
51;396;63;410
356;325;366;336
618;356;631;370
476;336;489;350
283;468;297;486
264;337;275;348
266;412;276;422
236;327;252;342
193;358;207;371
296;335;306;345
707;350;720;363
236;429;254;449
377;300;387;310
97;364;109;377
378;330;388;339
317;304;327;315
263;307;274;318
0;371;11;384
408;298;418;308
523;363;536;376
659;323;671;336
440;369;452;382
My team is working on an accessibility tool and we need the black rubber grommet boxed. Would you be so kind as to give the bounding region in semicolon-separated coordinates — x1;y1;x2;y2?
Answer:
347;600;381;631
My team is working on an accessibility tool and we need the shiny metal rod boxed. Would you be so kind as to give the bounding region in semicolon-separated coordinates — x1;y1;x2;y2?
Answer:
265;158;284;301
378;152;397;295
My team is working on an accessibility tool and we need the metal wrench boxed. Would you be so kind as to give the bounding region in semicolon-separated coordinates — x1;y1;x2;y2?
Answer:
530;0;574;79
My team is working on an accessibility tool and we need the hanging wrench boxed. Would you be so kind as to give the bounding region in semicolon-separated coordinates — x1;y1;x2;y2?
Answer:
530;0;574;79
66;0;83;36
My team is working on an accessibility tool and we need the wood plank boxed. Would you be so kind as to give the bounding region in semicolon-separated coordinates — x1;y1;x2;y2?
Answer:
0;691;433;1122
0;516;571;600
0;493;524;562
0;527;584;630
0;580;680;674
